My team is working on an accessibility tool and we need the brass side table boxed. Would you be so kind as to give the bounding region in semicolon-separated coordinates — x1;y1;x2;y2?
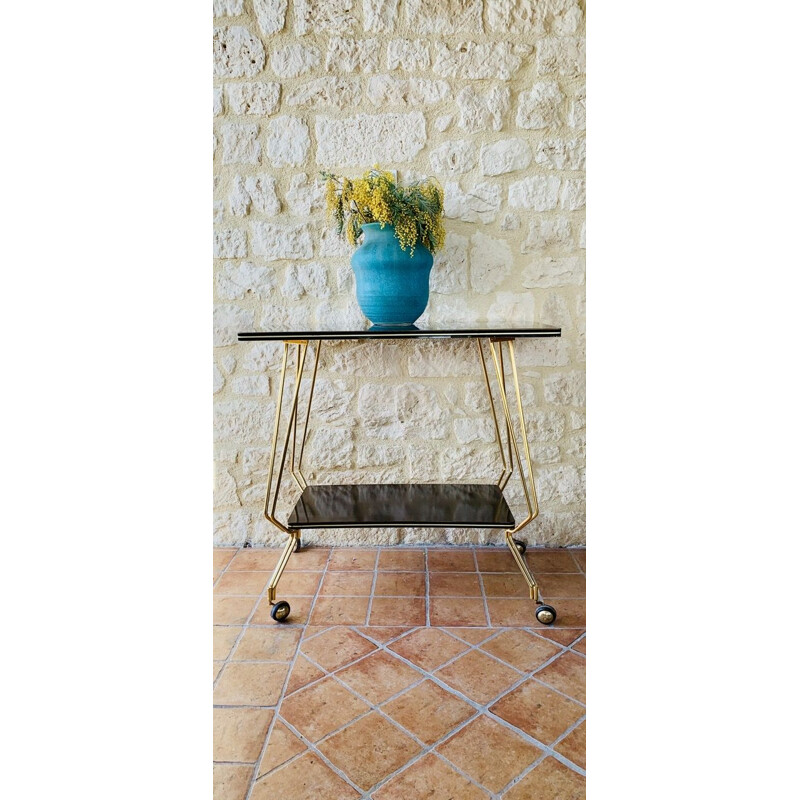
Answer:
237;324;562;625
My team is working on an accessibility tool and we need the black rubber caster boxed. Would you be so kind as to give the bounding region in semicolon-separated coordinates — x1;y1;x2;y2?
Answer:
270;601;291;623
535;604;557;625
513;538;527;555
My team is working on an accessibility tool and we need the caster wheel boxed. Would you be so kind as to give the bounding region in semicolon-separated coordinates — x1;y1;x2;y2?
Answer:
270;601;291;623
535;604;557;625
513;538;527;555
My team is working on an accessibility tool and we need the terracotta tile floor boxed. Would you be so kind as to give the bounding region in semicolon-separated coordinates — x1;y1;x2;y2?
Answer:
213;546;586;800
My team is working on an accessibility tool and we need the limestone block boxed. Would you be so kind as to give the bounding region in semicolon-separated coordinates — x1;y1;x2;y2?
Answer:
487;291;535;324
286;77;362;109
440;446;497;481
538;465;585;505
480;138;532;176
537;36;585;78
429;140;477;176
214;304;255;346
456;86;510;132
516;82;563;129
319;227;352;256
315;112;426;166
387;39;430;71
454;418;495;444
579;220;586;248
431;233;468;294
253;0;287;35
568;85;586;130
286;174;325;216
232;375;270;395
326;37;380;72
548;0;584;35
295;0;356;36
569;411;585;430
543;370;585;405
241;342;282;371
508;175;561;210
535;137;585;170
522;255;584;287
426;296;472;326
306;378;354;423
407;340;477;377
282;262;332;300
213;228;248;258
226;82;280;115
213;364;225;394
540;291;572;329
221;123;261;164
214;0;244;16
565;431;585;458
560;178;585;210
432;42;531;81
404;0;483;34
521;217;572;252
213;510;250;544
307;428;355;468
269;43;320;77
500;213;520;231
213;87;223;116
367;76;450;106
434;114;453;132
486;0;545;34
251;222;313;260
315;298;366;328
229;175;280;216
512;337;569;367
525;409;566;442
216;261;276;299
356;443;405;468
443;181;501;224
213;26;265;78
469;232;512;294
333;342;406;377
266;116;310;167
464;382;490;414
364;0;399;32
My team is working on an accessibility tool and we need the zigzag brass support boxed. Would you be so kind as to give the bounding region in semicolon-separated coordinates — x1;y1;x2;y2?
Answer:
293;340;321;491
489;338;541;602
263;341;310;604
476;338;510;488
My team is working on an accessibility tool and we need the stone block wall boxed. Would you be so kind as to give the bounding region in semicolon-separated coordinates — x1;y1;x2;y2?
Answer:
213;0;586;547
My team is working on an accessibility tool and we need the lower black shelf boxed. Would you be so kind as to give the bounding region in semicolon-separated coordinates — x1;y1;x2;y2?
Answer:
287;483;515;530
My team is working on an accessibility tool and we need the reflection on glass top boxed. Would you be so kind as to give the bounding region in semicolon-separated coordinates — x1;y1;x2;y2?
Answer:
238;322;561;341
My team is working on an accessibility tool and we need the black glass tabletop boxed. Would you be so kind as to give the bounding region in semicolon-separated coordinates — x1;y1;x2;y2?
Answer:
238;323;560;341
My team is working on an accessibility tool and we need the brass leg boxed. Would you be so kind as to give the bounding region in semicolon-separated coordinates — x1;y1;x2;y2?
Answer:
294;340;321;491
263;341;311;605
489;339;542;602
475;339;510;488
267;530;301;604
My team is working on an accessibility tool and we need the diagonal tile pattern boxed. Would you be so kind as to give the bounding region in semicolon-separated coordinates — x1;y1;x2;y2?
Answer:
213;545;586;799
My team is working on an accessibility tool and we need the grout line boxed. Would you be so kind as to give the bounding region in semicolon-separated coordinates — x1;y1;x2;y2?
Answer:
424;547;431;626
474;547;493;626
242;544;334;800
364;546;380;625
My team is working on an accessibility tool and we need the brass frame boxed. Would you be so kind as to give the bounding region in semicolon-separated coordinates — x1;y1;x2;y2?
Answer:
261;336;544;608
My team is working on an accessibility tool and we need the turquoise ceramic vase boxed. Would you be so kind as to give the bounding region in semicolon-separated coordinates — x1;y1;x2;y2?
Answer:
351;223;433;327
